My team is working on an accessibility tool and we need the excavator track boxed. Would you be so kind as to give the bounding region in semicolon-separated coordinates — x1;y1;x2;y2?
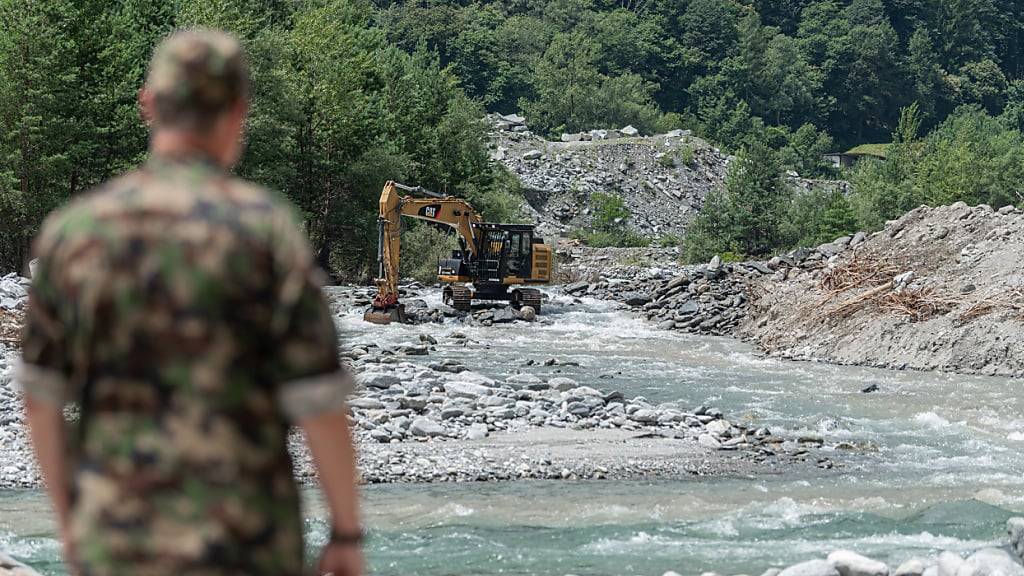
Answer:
446;285;473;312
513;288;543;314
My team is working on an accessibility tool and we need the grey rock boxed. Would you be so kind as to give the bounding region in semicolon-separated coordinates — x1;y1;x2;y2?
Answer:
507;374;543;385
894;560;927;576
622;292;651;306
348;397;385;410
620;125;639;137
519;306;537;322
357;373;401;389
828;550;889;576
409;418;446;437
444;382;492;399
628;409;660;423
698;434;721;449
440;407;465;420
965;548;1024;576
492;307;518;323
466;423;489;440
522;150;543;161
548;377;577;391
779;560;841;576
938;552;967;576
566;402;592;416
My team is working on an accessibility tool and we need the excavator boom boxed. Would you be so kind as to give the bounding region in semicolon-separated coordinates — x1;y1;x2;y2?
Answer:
365;181;483;324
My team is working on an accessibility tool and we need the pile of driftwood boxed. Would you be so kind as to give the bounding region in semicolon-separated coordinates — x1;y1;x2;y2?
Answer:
0;309;22;346
817;254;1021;323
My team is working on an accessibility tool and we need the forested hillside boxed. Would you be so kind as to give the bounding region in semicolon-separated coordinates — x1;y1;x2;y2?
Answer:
2;0;1024;276
380;0;1023;149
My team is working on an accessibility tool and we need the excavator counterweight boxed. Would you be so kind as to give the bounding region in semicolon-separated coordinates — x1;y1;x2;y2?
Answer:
364;181;551;324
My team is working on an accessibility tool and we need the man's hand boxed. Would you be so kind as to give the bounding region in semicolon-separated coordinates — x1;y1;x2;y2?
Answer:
59;525;81;576
318;542;363;576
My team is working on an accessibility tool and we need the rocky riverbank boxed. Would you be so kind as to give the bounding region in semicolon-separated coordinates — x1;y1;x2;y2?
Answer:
561;202;1024;378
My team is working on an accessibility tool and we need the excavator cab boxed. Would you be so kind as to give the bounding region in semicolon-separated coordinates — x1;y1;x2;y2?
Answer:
364;181;550;324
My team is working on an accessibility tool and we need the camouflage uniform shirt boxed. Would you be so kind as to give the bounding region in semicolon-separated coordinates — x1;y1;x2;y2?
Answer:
20;153;350;576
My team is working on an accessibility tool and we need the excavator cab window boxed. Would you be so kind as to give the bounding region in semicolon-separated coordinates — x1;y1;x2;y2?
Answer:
504;229;532;279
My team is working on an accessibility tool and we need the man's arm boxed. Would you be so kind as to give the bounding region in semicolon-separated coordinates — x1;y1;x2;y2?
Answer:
302;410;362;537
25;396;71;531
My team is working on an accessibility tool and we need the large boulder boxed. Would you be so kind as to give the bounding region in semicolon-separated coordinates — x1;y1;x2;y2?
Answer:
894;559;928;576
828;550;889;576
779;560;841;576
965;548;1024;576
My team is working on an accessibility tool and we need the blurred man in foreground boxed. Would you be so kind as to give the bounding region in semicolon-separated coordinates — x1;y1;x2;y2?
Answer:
20;29;363;576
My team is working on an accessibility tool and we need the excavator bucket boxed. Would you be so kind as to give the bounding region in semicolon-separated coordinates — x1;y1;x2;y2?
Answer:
363;305;406;325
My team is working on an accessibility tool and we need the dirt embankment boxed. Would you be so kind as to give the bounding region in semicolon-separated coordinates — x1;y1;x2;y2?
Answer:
740;202;1024;377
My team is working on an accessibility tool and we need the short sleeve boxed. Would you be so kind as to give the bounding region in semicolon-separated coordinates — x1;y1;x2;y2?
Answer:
18;224;72;406
268;208;351;422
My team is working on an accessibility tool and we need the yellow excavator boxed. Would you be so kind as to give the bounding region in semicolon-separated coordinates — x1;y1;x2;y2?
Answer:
364;181;552;324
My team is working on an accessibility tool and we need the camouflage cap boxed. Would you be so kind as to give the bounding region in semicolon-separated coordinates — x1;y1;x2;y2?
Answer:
146;29;249;128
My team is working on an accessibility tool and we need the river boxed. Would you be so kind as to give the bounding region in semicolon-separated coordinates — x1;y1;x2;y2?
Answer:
2;294;1022;575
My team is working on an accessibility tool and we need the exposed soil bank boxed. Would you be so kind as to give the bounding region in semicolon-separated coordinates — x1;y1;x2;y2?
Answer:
740;203;1024;378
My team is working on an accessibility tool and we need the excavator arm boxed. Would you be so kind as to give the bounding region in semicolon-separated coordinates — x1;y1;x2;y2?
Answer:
367;181;482;323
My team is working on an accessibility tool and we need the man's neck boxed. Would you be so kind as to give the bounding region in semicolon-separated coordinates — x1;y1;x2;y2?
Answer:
150;130;226;167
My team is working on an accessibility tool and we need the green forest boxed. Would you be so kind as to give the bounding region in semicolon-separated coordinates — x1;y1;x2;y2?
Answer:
3;0;1024;276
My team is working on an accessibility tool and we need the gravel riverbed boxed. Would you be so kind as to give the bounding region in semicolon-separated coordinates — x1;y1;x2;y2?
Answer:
0;281;837;490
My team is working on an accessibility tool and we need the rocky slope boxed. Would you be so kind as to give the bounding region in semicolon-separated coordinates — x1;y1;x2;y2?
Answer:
490;113;726;240
488;113;850;242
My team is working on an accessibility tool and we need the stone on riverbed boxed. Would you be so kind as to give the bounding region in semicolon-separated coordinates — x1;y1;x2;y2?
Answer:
828;550;889;576
893;559;927;576
548;377;578;391
937;552;966;576
444;381;492;399
348;397;385;410
409;419;447;437
466;423;489;440
779;560;841;576
357;372;401;389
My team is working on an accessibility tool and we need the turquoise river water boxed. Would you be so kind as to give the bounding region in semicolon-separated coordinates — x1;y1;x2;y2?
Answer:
2;295;1023;575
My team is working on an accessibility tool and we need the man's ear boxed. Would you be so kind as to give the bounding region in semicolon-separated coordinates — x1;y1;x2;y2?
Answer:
138;87;154;125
